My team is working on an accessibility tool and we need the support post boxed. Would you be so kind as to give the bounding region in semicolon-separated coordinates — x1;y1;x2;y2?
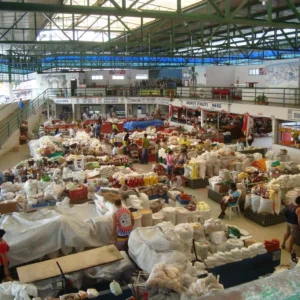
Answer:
72;102;75;121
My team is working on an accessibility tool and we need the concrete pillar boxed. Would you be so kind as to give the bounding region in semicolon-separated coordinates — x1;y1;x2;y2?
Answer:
124;100;128;117
72;102;75;121
8;83;13;102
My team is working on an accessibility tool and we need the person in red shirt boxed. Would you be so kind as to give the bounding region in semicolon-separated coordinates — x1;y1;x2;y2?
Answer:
0;229;10;282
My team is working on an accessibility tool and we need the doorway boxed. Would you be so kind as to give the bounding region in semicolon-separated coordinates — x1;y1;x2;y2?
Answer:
71;79;77;96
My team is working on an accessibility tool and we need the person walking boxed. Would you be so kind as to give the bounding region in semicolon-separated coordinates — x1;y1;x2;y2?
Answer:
282;196;300;252
113;199;134;251
155;139;161;163
166;149;174;175
95;121;101;140
141;133;149;164
18;98;24;119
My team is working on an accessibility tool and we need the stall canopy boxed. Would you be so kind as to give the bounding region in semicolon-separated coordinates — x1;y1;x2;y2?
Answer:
123;119;164;130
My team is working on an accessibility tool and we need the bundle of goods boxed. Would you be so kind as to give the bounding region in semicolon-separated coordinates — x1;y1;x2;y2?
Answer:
138;184;168;197
112;172;159;188
153;163;166;176
30;135;63;158
245;182;281;215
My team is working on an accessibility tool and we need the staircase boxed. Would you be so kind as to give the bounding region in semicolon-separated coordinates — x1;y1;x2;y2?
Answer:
0;89;50;146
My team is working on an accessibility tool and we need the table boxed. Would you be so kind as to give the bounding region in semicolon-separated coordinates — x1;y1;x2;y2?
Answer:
17;245;123;283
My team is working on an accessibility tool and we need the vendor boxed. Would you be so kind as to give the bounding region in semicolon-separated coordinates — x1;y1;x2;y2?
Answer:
123;130;130;155
218;183;240;219
180;136;191;147
0;229;10;282
175;148;188;175
170;169;183;190
113;199;134;251
112;123;119;132
155;139;161;163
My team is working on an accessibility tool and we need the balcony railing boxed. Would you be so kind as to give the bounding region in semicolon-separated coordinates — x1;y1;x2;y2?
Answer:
49;86;300;107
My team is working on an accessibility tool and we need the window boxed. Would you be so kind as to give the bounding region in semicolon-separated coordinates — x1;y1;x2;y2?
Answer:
136;74;148;80
248;68;259;75
112;75;125;80
91;75;103;80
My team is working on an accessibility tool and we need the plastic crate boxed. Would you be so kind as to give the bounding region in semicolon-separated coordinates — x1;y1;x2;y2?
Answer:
68;185;88;201
176;195;191;205
186;178;209;189
207;188;224;203
244;207;286;227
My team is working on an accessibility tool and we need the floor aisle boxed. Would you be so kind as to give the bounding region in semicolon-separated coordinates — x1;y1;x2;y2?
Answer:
0;145;290;265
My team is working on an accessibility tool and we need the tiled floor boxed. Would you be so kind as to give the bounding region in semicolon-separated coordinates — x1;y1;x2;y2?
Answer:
0;145;290;265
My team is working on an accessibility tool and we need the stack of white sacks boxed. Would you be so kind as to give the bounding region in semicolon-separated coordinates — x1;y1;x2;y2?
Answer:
204;242;267;268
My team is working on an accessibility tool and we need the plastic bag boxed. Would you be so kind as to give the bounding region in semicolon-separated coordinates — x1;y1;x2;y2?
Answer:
227;226;241;238
109;280;122;296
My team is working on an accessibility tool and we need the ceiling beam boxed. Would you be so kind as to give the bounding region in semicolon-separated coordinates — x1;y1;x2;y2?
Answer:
0;2;299;29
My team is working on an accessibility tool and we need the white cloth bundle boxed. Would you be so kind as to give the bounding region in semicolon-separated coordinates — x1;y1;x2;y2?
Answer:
162;207;177;225
226;238;244;251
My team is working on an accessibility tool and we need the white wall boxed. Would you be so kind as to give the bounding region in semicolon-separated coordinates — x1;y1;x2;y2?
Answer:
84;70;149;86
0;101;29;123
235;65;266;87
36;73;80;92
206;66;235;87
0;107;43;157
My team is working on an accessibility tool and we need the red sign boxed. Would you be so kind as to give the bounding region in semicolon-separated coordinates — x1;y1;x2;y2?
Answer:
109;70;126;75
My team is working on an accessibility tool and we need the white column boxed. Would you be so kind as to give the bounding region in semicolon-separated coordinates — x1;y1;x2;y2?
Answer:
47;99;50;120
8;83;13;102
72;102;75;121
124;100;128;117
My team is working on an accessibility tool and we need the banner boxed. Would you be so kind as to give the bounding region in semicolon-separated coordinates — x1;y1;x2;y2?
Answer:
242;113;254;136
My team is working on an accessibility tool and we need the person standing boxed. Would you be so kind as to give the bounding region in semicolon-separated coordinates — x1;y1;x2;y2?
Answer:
18;98;24;110
141;133;149;164
166;149;174;175
113;199;134;251
123;129;130;155
0;229;10;282
282;197;300;252
160;83;164;96
95;122;101;140
155;139;161;163
247;129;254;146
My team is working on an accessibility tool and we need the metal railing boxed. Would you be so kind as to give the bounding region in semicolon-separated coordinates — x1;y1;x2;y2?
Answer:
0;89;49;146
50;86;300;107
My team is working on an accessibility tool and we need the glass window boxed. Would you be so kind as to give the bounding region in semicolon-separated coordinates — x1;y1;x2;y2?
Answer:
136;74;148;80
91;75;103;80
112;75;125;80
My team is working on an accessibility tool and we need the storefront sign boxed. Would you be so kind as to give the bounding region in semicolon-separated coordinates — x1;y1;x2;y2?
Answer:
54;98;72;104
288;109;300;121
186;101;209;107
103;98;121;104
127;98;156;104
158;98;170;106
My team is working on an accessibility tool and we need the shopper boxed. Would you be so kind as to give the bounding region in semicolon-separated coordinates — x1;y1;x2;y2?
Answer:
0;229;10;282
113;199;134;251
218;183;240;219
236;138;245;151
166;149;174;175
282;197;300;252
95;122;101;140
175;148;188;175
247;129;254;146
18;98;23;110
82;112;88;121
112;123;119;132
110;129;117;147
89;124;94;137
112;142;118;156
170;169;183;189
123;129;130;155
160;83;164;96
141;133;149;164
155;139;161;163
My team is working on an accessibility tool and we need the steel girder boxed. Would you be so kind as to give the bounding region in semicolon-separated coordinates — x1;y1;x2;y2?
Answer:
0;1;299;30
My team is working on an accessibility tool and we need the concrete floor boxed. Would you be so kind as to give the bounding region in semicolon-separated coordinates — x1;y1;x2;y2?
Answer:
0;143;290;265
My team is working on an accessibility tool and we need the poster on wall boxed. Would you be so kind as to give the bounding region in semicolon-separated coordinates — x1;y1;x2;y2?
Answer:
265;60;299;87
149;69;182;87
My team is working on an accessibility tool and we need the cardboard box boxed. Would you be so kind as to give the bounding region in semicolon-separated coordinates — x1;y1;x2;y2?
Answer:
0;202;18;214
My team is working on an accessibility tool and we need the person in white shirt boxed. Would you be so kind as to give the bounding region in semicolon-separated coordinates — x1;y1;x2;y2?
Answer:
82;112;88;120
112;142;118;156
69;127;75;138
236;139;244;151
92;112;98;120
